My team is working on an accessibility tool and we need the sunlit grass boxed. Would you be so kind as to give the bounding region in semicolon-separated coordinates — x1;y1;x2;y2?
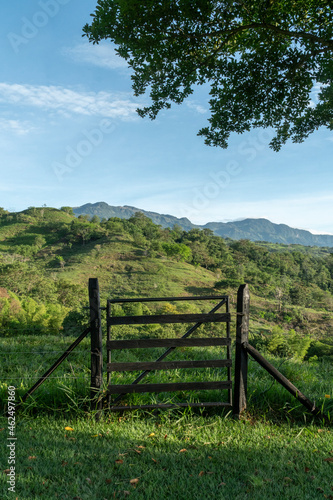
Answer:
1;332;332;499
0;413;332;499
1;334;332;421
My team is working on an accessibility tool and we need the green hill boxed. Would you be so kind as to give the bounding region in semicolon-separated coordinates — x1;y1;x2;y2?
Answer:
72;201;333;247
73;201;196;230
0;206;332;359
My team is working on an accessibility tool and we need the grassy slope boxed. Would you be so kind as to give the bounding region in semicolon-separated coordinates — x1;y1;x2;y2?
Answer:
0;208;218;299
1;207;333;407
0;209;332;499
1;208;332;341
1;414;332;500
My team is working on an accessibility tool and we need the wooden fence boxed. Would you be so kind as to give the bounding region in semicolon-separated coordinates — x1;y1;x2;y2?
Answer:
18;278;322;420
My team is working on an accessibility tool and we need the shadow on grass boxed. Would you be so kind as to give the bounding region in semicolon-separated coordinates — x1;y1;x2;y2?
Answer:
185;285;222;296
1;414;332;500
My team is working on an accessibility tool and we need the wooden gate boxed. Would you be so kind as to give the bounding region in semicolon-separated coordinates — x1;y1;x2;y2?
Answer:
105;294;232;411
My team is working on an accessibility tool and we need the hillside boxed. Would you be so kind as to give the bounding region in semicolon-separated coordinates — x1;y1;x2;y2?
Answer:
73;201;196;231
0;206;332;362
73;201;333;247
205;218;333;247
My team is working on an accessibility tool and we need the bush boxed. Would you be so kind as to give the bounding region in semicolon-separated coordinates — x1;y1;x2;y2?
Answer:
162;242;192;262
0;291;68;337
265;326;312;360
306;340;333;359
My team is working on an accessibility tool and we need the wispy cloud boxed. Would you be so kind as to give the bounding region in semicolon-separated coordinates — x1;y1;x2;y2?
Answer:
186;100;207;114
0;118;35;135
0;83;140;121
63;42;128;70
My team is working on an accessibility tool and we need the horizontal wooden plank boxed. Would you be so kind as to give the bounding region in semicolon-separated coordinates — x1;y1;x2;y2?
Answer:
107;359;232;372
108;296;228;304
107;312;230;325
107;381;232;395
107;337;231;350
108;402;233;411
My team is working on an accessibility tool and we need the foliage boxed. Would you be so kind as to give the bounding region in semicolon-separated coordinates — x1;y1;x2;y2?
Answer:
162;242;192;262
263;326;312;361
306;340;333;359
84;1;333;150
0;206;332;342
60;206;74;215
0;291;68;336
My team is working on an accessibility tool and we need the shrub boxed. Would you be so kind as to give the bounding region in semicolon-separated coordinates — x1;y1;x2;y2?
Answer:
306;340;333;359
0;292;68;337
265;326;311;360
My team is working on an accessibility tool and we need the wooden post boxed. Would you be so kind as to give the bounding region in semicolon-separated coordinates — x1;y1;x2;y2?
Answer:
243;342;321;416
89;278;103;417
233;284;250;418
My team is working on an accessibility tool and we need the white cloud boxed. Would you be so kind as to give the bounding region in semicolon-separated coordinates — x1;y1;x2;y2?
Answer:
63;42;128;70
186;100;207;114
0;82;140;121
310;82;328;107
0;118;35;135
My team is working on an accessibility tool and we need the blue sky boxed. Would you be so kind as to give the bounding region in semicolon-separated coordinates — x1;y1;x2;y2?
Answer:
1;0;332;234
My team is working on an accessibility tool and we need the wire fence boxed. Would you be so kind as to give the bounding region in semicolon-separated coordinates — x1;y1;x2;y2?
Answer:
0;335;90;386
1;375;87;381
0;351;88;355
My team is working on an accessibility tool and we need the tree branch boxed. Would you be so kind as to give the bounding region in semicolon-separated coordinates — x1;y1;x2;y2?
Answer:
173;22;333;52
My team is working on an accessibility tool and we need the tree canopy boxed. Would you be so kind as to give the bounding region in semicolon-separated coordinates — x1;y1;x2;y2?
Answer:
83;1;333;150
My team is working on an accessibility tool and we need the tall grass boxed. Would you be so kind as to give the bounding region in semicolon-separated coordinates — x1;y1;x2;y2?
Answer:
1;334;332;421
1;331;332;499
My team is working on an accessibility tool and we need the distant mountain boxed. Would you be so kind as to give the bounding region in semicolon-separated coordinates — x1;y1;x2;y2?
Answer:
203;219;333;247
72;202;333;248
73;202;197;231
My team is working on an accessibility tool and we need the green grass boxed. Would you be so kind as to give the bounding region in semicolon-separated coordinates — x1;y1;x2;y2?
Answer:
1;207;333;498
1;413;332;499
1;332;332;419
0;335;91;414
1;331;332;499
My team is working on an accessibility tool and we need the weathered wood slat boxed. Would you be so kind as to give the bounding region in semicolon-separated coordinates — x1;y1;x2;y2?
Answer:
107;359;232;372
107;297;230;407
108;402;233;411
233;284;249;418
89;278;103;418
107;381;231;395
108;295;228;304
107;337;231;350
107;312;230;325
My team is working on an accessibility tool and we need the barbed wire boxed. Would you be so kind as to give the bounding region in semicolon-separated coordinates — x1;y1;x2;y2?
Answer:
1;374;88;381
0;328;89;334
0;350;88;355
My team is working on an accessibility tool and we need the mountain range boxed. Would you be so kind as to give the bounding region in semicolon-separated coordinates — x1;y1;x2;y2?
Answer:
73;202;333;248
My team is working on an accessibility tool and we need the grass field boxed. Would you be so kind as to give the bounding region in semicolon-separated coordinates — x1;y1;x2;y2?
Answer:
1;208;333;498
1;330;332;499
1;332;332;417
1;413;332;499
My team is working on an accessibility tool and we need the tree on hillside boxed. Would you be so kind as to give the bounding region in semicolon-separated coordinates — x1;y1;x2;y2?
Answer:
60;206;74;216
90;215;101;224
83;1;333;150
0;208;9;217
